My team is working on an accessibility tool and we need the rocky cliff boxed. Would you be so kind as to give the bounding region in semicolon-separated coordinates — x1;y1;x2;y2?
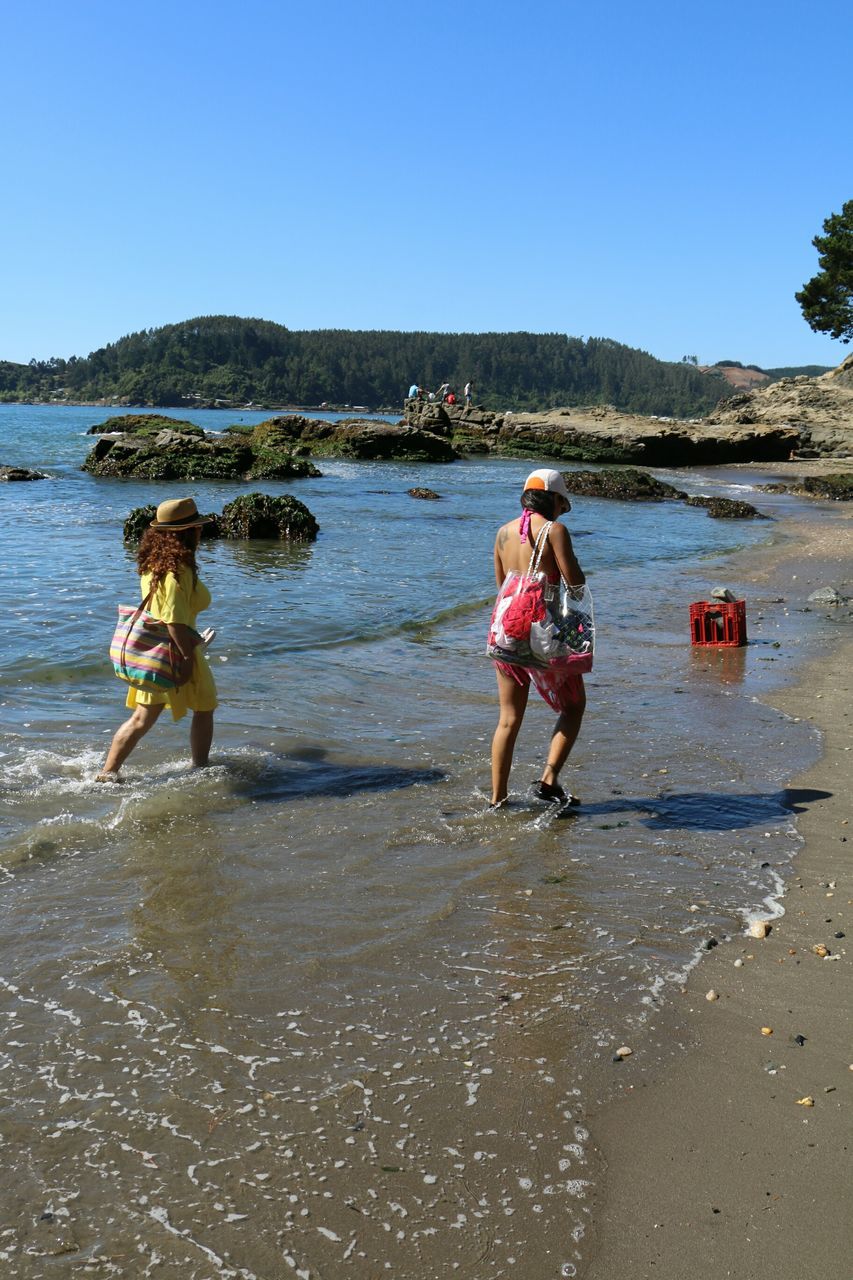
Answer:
404;356;853;463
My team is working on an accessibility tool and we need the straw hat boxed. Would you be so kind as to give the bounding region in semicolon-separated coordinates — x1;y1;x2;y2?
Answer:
150;497;211;530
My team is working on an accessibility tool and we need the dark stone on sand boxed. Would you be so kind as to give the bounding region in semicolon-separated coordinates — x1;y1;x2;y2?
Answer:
560;467;686;501
408;487;442;500
0;465;48;481
682;496;766;519
702;937;719;951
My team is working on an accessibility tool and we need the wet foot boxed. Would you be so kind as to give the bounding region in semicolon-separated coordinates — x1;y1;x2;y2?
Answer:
95;772;123;784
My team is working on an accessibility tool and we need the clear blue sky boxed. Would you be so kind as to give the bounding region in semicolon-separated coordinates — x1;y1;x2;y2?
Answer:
2;0;850;369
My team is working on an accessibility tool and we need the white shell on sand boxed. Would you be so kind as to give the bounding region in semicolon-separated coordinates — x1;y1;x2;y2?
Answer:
615;1046;632;1058
705;989;719;1001
749;921;770;939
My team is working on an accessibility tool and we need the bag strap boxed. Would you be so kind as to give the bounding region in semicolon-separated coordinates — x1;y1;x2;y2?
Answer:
527;520;552;577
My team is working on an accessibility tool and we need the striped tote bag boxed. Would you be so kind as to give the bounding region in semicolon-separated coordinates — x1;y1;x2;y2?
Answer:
109;593;179;691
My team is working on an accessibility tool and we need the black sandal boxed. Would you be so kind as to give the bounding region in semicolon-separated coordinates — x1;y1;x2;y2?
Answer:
531;780;580;805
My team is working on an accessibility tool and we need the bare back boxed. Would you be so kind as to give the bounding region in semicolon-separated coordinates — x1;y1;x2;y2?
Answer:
494;514;585;589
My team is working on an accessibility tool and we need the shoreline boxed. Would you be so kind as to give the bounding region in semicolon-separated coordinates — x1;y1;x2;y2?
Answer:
582;499;853;1278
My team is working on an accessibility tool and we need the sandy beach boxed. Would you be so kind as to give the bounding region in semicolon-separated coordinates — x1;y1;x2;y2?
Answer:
584;495;853;1278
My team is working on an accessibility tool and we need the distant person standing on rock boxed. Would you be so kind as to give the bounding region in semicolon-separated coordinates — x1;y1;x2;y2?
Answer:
436;382;450;402
408;382;419;400
464;380;473;406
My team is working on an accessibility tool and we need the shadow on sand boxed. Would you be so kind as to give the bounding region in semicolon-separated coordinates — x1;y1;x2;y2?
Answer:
576;786;832;831
229;747;446;803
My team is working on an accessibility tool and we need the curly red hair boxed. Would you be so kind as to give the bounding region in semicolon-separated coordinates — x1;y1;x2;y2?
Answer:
137;527;199;591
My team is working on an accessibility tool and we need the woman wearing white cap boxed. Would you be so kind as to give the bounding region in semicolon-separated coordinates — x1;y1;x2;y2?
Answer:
97;497;218;781
490;468;586;808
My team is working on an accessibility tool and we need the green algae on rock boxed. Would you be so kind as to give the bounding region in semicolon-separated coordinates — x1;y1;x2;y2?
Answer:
123;495;318;542
560;467;686;501
86;414;206;438
219;493;319;540
249;415;459;463
82;415;319;482
682;495;767;519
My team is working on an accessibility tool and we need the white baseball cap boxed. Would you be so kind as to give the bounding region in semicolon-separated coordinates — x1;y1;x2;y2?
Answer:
523;468;571;503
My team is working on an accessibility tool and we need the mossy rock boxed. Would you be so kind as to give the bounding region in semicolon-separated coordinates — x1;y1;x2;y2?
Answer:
560;467;686;501
219;492;319;540
87;413;205;438
123;504;221;543
408;487;441;500
84;436;254;480
245;449;322;480
799;473;853;500
683;495;766;519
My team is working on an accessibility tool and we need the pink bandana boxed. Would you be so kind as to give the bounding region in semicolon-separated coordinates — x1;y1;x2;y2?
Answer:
519;510;532;543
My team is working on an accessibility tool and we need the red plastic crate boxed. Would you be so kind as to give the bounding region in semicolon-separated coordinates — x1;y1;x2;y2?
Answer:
690;599;747;647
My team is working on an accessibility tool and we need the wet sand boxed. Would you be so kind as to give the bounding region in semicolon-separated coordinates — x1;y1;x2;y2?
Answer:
584;504;853;1278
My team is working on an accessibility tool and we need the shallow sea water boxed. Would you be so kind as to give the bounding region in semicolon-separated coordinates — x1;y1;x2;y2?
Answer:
0;406;841;1277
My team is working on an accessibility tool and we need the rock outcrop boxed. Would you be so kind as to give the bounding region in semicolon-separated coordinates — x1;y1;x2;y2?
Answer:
757;473;853;501
404;358;853;462
561;468;686;501
682;495;766;519
0;466;48;481
83;416;320;481
707;362;853;456
246;415;458;463
403;401;799;465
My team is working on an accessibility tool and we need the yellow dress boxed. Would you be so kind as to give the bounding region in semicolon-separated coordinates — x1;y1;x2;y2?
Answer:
126;567;218;722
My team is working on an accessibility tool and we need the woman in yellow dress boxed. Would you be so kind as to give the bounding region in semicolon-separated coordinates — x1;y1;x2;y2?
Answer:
98;497;218;781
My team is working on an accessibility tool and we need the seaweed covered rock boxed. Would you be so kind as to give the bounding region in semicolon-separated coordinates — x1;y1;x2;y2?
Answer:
84;431;255;480
250;415;459;463
799;473;853;500
408;487;441;500
560;467;686;501
123;504;221;543
87;413;205;438
683;495;766;519
219;493;319;540
83;422;318;482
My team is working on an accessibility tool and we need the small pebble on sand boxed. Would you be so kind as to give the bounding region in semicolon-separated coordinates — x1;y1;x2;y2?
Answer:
761;1027;774;1036
795;1096;815;1107
705;990;719;1002
733;958;744;968
614;1046;632;1059
749;921;770;939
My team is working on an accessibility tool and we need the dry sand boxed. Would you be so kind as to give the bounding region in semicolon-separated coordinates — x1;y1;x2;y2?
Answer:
583;490;853;1279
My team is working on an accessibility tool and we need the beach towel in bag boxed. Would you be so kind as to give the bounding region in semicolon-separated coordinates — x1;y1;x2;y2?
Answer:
529;581;594;672
487;521;594;672
109;592;182;691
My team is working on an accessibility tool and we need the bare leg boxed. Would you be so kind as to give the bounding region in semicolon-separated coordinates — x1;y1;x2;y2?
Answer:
190;710;214;767
540;685;586;790
490;669;530;805
99;703;165;778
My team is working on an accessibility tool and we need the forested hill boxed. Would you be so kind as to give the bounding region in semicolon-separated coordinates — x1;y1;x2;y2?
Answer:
3;315;735;415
